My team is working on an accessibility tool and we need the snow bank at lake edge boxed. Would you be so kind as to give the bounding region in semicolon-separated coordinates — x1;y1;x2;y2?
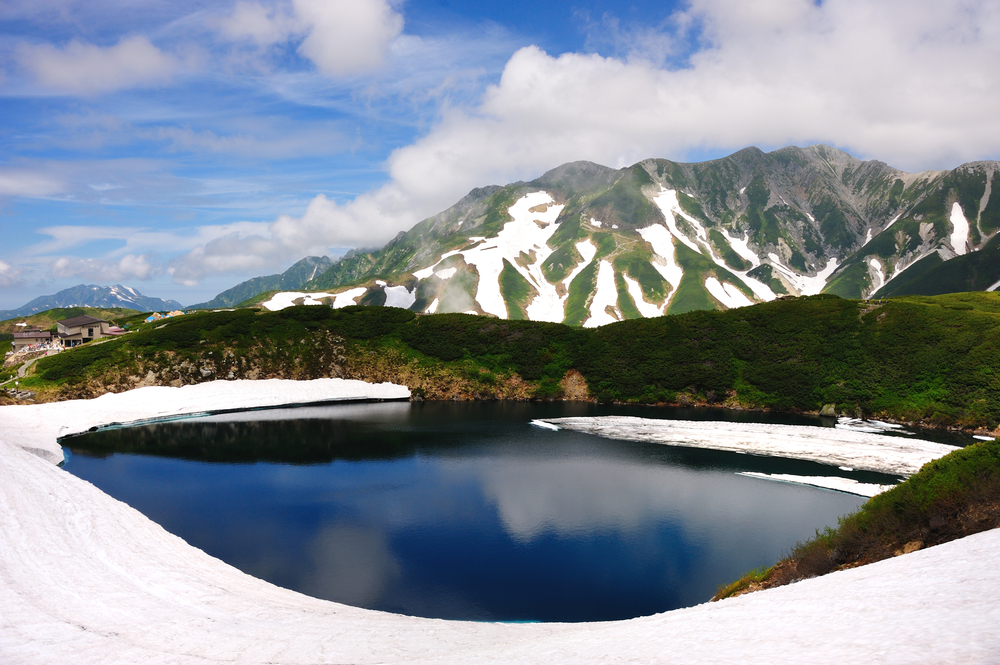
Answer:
2;384;999;663
0;378;410;464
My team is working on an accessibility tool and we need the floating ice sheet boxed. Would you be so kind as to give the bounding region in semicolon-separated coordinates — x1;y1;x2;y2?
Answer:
537;416;956;476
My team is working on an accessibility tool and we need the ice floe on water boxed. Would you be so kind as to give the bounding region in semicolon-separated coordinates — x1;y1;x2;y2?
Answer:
2;384;999;663
738;472;897;498
836;417;911;435
536;416;956;476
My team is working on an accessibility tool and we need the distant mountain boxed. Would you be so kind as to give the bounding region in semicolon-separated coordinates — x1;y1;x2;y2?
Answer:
253;145;998;324
188;256;334;309
0;284;183;321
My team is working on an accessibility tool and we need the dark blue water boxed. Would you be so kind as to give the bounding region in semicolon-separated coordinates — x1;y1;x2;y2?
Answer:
62;401;876;622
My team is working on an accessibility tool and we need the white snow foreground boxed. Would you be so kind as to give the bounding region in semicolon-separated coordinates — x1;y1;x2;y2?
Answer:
538;416;958;476
2;388;998;664
0;378;411;465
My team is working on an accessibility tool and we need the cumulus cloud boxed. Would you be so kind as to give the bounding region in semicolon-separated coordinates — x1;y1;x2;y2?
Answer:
173;0;1000;284
50;254;157;282
0;261;24;288
294;0;403;76
19;35;180;94
219;0;403;76
387;0;1000;195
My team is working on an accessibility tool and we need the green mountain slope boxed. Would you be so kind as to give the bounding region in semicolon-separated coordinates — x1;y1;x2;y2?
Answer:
228;146;997;324
189;256;334;309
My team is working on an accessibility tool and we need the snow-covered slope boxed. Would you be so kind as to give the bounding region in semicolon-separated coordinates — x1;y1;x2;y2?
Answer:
251;146;1000;324
1;387;998;663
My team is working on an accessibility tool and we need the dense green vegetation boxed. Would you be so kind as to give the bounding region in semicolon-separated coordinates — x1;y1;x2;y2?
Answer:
716;437;1000;600
875;233;1000;298
22;292;1000;430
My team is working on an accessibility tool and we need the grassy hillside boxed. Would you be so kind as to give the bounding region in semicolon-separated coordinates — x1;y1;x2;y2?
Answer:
17;293;1000;430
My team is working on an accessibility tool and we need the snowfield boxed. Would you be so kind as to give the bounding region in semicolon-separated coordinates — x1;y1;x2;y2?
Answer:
1;383;999;663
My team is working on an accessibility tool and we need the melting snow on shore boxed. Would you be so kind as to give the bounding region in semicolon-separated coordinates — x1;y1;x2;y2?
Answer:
738;472;897;497
1;384;999;662
537;416;956;476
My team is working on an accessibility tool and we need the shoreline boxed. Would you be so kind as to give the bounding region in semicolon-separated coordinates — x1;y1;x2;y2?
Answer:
2;378;999;663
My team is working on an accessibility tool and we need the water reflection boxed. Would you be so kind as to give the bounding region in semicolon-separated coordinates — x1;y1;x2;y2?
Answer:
63;401;871;622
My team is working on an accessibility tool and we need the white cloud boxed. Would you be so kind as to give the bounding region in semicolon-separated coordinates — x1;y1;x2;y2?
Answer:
218;1;301;46
0;261;24;288
28;226;139;256
384;0;1000;198
218;0;403;77
294;0;403;76
0;171;63;198
19;35;180;95
49;254;157;282
120;0;1000;286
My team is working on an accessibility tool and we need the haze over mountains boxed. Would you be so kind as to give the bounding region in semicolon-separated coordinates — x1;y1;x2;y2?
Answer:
223;145;1000;324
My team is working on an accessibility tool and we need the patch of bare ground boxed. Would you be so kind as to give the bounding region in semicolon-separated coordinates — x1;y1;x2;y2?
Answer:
559;369;591;401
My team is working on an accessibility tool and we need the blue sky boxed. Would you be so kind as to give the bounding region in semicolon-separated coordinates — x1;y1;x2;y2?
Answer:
1;0;999;309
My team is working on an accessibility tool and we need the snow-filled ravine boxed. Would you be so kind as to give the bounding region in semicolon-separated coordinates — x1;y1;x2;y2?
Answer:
2;381;999;664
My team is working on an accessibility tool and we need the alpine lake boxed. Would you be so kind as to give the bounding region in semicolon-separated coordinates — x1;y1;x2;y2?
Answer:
62;400;908;623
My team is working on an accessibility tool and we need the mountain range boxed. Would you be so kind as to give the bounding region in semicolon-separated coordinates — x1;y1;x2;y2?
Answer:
0;285;183;321
233;144;995;325
188;256;334;309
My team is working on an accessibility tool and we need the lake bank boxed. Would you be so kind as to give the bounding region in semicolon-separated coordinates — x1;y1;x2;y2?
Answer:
2;378;999;663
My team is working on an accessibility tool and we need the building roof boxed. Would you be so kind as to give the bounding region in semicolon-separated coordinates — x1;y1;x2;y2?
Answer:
13;331;51;339
58;315;108;327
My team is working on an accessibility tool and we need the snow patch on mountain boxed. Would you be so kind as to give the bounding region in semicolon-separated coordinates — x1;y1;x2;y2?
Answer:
583;260;619;327
769;254;839;296
623;274;663;318
705;277;753;309
868;258;885;293
384;285;416;309
653;188;704;254
637;225;683;298
333;287;366;308
949;202;969;256
727;232;762;268
261;291;332;311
